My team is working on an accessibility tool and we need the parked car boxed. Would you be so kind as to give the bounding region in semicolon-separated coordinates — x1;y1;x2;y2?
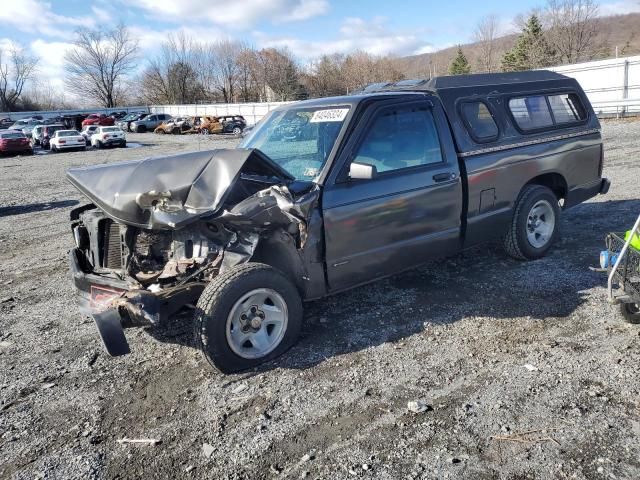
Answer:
9;119;41;138
0;118;13;130
130;113;172;133
219;115;247;135
0;130;32;156
66;70;610;373
109;111;128;120
80;125;100;145
82;114;115;127
154;117;190;134
50;130;86;152
90;126;126;148
34;124;66;148
117;112;148;132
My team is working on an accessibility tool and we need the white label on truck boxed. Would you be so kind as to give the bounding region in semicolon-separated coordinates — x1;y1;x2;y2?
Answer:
310;108;349;123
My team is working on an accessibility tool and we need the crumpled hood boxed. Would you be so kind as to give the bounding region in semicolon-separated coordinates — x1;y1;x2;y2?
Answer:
66;148;292;230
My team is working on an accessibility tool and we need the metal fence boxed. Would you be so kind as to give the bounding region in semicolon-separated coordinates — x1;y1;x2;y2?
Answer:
550;55;640;117
149;102;291;126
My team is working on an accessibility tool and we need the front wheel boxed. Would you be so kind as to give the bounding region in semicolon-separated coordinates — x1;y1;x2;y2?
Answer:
232;126;242;136
194;263;302;373
620;302;640;324
504;184;560;260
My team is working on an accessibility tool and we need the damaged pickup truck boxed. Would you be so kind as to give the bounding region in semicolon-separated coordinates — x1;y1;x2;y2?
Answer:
68;71;610;373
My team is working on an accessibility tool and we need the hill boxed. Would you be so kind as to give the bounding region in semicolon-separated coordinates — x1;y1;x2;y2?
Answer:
397;12;640;78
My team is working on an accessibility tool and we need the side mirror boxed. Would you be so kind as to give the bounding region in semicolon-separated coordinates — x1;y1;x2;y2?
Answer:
349;161;377;180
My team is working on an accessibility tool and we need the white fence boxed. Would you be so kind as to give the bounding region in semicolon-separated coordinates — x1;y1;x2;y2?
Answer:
550;55;640;117
149;102;290;126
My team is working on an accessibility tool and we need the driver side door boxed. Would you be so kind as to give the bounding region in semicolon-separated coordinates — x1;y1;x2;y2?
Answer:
322;98;463;292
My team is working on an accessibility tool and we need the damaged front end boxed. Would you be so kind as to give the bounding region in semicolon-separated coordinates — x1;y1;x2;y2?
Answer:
67;148;323;356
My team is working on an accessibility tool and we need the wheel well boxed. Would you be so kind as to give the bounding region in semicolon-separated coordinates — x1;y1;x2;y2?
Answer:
526;173;567;200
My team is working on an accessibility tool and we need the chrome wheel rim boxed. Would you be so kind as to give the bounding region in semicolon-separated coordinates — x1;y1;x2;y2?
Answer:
526;200;555;248
226;288;288;359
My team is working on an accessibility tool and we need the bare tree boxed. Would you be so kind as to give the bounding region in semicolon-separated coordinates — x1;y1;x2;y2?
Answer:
214;40;244;102
255;48;300;101
0;44;38;112
474;15;500;72
544;0;599;63
65;24;139;107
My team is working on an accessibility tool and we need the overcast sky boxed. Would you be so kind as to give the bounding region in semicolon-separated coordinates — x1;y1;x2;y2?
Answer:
1;0;639;94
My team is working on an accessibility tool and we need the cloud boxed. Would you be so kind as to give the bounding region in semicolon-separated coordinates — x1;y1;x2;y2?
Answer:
599;0;640;15
255;16;432;59
134;0;328;28
0;0;96;38
30;39;73;90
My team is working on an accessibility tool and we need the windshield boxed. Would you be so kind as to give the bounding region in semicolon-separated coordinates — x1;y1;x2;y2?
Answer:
59;130;80;137
1;132;25;139
102;127;120;132
240;106;350;180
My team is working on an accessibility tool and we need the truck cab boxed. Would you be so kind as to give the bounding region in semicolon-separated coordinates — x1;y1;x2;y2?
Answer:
67;71;609;373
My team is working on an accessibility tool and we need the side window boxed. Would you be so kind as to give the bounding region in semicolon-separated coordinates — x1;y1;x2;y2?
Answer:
509;96;553;131
352;105;443;174
460;101;499;142
548;93;586;124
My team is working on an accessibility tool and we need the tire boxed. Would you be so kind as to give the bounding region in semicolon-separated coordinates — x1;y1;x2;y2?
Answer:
156;129;165;134
96;141;103;149
620;302;640;324
121;142;127;148
201;128;209;135
136;125;146;133
504;184;560;260
51;145;57;153
232;126;242;136
194;263;303;373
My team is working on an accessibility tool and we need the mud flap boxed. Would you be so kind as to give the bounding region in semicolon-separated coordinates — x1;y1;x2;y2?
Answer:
92;309;131;356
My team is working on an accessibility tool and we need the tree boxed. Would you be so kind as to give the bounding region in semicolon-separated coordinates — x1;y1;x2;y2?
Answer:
65;24;139;107
449;47;471;75
545;0;599;63
474;15;499;73
0;44;38;112
256;48;300;101
140;33;204;104
502;15;555;71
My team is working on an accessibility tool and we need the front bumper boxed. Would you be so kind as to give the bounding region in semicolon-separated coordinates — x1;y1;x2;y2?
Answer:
69;248;133;355
69;248;205;356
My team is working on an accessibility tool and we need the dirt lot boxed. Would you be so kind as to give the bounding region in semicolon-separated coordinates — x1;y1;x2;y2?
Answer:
0;123;639;480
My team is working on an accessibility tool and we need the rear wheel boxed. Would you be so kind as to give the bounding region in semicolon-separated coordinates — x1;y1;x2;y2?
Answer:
194;263;302;373
51;145;57;153
504;184;560;260
620;302;640;324
136;125;146;133
201;128;209;135
232;126;242;136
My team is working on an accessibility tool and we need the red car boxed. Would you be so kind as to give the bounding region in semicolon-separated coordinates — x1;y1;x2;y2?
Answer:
82;114;115;127
0;130;33;155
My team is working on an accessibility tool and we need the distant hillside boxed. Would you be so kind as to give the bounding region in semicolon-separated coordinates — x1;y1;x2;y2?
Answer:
397;12;640;78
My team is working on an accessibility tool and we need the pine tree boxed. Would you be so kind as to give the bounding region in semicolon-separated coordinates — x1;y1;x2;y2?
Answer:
502;15;555;72
449;47;471;75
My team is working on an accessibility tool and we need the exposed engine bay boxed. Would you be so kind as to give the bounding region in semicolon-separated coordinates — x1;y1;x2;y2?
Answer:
67;148;325;338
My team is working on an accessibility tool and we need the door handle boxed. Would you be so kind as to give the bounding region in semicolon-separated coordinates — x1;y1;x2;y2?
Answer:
433;172;456;182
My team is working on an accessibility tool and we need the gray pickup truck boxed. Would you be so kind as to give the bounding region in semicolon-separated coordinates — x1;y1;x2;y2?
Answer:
67;71;609;372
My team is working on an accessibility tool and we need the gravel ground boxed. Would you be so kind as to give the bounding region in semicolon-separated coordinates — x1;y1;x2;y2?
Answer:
0;123;639;480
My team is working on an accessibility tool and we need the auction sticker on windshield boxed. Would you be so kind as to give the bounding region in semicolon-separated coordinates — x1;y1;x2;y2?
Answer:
310;108;349;123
